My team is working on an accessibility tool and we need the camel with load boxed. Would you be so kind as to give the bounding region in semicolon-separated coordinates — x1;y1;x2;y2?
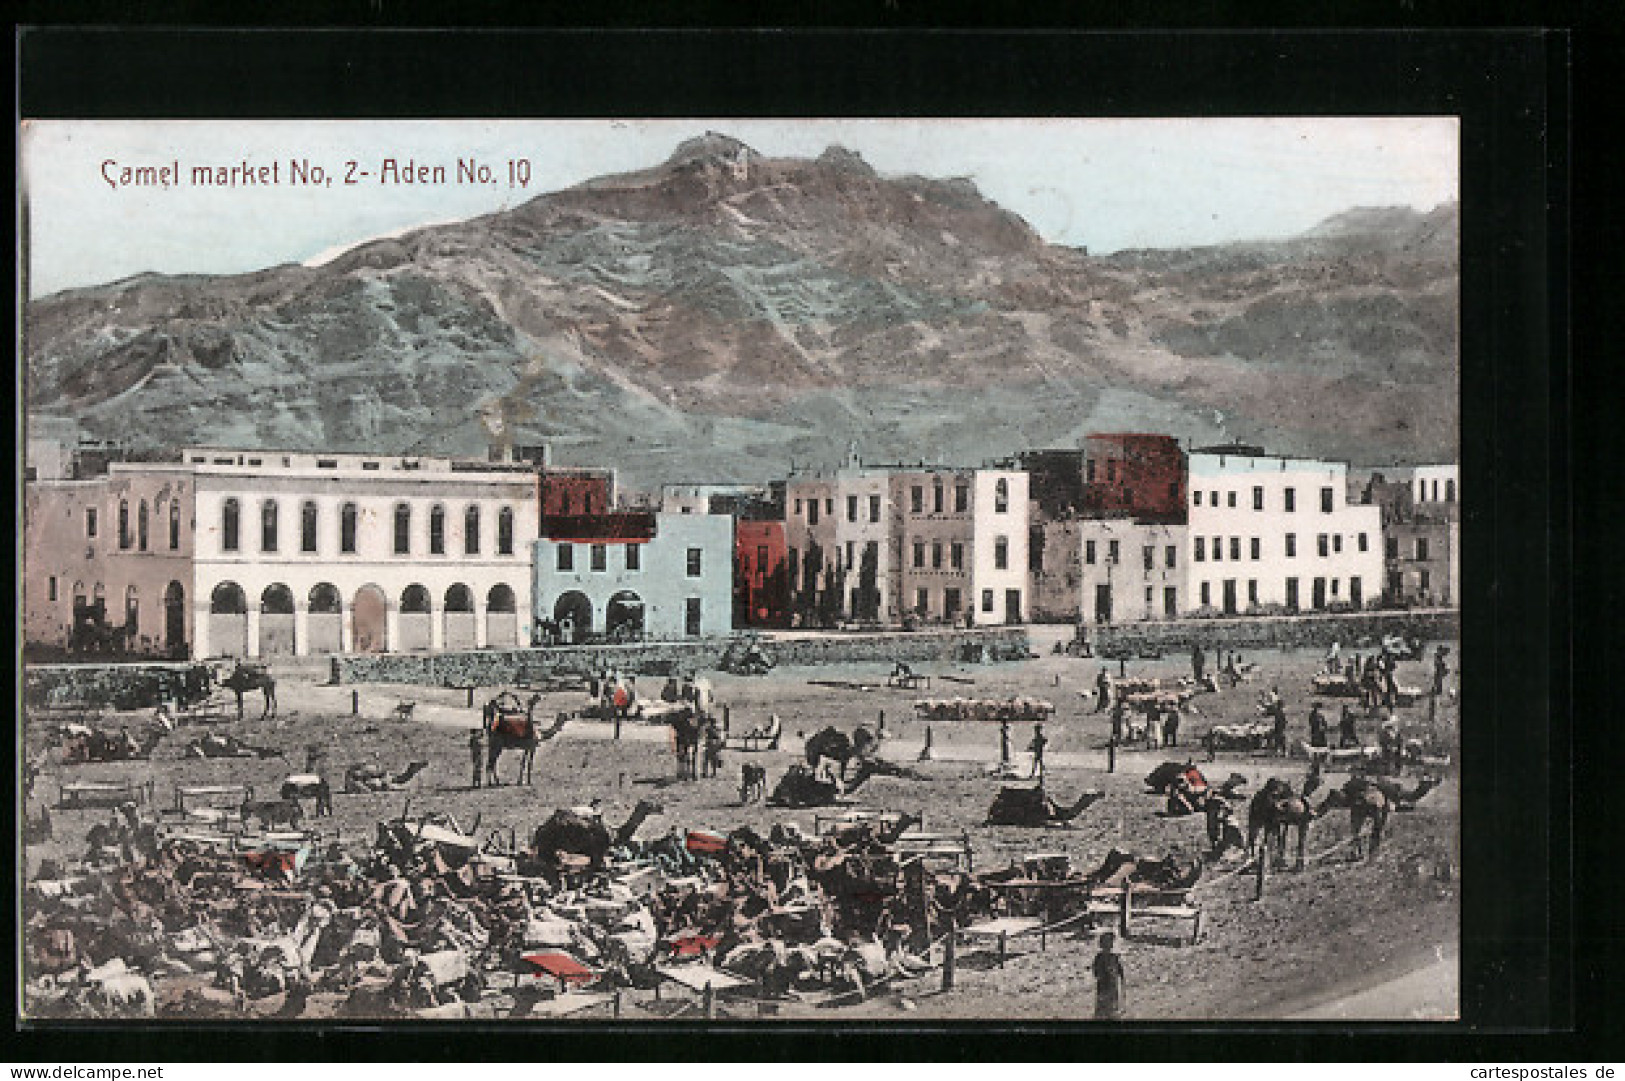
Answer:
221;663;277;721
803;725;878;780
768;760;881;808
1316;773;1436;859
483;692;562;785
984;785;1105;827
1246;778;1316;870
529;799;663;874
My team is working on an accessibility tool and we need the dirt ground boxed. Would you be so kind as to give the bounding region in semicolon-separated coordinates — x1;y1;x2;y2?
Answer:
21;625;1460;1021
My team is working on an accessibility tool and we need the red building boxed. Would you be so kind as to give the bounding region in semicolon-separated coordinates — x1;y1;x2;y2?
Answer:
735;519;790;628
538;469;615;525
1080;434;1187;521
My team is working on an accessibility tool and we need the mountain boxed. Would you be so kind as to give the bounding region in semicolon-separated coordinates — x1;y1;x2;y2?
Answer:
25;133;1458;489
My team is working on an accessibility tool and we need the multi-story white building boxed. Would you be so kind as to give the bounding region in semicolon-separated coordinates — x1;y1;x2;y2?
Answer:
1035;518;1188;624
1185;445;1383;614
784;454;1029;626
23;446;543;659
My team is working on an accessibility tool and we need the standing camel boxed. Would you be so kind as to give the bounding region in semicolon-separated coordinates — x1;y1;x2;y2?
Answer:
222;664;278;721
484;693;555;786
1317;777;1392;860
1246;777;1316;871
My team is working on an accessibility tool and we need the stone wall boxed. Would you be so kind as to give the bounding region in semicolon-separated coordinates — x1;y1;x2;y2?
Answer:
333;627;1031;687
1089;608;1459;656
24;662;199;709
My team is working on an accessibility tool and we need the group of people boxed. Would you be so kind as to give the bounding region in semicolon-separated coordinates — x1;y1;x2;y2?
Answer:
996;719;1050;779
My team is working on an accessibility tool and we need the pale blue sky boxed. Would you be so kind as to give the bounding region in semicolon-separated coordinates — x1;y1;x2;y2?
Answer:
21;118;1458;298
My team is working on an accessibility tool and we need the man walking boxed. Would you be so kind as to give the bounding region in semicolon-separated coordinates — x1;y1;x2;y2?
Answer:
999;719;1012;770
1307;702;1328;748
1095;667;1112;713
1433;645;1451;696
1192;642;1206;684
1162;706;1181;749
1262;687;1289;757
468;727;485;790
1338;703;1359;748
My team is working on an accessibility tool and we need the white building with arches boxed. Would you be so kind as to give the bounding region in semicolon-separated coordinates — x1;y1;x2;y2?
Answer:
23;445;542;660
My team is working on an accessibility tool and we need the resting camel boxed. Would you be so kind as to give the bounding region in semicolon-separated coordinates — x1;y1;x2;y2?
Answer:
768;760;880;808
1246;778;1316;871
221;664;277;721
1317;777;1399;859
529;799;663;873
484;692;558;785
186;732;284;760
345;760;431;794
279;774;334;817
985;785;1105;827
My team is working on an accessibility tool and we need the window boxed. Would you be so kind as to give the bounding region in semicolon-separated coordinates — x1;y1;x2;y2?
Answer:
1285;533;1297;558
981;589;994;613
995;479;1009;512
557;544;574;571
1107;539;1120;564
1227;491;1237;508
954;486;968;512
1087;459;1097;484
261;501;279;552
687;548;703;577
1321;487;1334;513
1194;491;1202;506
1331;578;1340;598
932;541;943;569
1317;534;1329;557
847;494;858;522
119;499;131;549
911;486;924;513
222;499;240;552
86;508;98;538
393;503;411;554
1333;534;1343;554
498;507;515;555
1253;486;1264;511
869;494;882;522
1211;537;1222;562
1166;545;1177;568
808;500;820;525
686;597;702;637
994;536;1009;570
340;502;357;553
591;544;607;571
170;500;181;550
1284;488;1297;512
1248;580;1259;606
429;505;445;554
915;588;929;614
1229;537;1240;561
945;588;961;613
1143;546;1154;571
126;585;139;627
757;545;769;573
1200;582;1211;607
48;577;57;602
1446;479;1456;503
1194;537;1205;562
1387;536;1399;559
138;501;149;551
794;498;802;515
626;544;641;571
1107;460;1117;483
1416;537;1430;561
1358;532;1369;552
845;541;855;568
1250;537;1261;560
1419;569;1432;591
1086;539;1099;565
913;540;925;568
301;502;318;553
464;506;481;555
1211;490;1219;506
951;542;964;570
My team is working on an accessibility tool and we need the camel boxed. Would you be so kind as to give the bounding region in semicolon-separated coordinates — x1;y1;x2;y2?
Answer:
186;732;284;760
240;796;303;831
60;723;165;764
1366;772;1440;810
221;663;277;721
529;799;663;873
346;759;431;794
669;708;704;781
484;692;559;785
804;725;878;780
768;760;881;808
984;785;1105;827
1317;777;1396;859
1246;778;1316;870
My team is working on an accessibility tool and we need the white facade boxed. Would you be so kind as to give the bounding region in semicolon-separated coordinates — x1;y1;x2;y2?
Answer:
660;483;770;516
1185;450;1382;614
1038;518;1188;624
785;463;895;622
1409;464;1460;508
970;469;1030;624
182;448;540;658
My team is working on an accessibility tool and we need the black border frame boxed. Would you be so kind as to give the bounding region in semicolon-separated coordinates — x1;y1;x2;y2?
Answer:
12;26;1571;1061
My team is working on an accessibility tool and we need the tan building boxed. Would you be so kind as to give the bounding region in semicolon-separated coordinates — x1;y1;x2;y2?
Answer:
23;446;542;659
1033;517;1187;624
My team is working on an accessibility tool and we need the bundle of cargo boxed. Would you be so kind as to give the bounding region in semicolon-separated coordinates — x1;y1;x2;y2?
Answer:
911;697;1055;723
